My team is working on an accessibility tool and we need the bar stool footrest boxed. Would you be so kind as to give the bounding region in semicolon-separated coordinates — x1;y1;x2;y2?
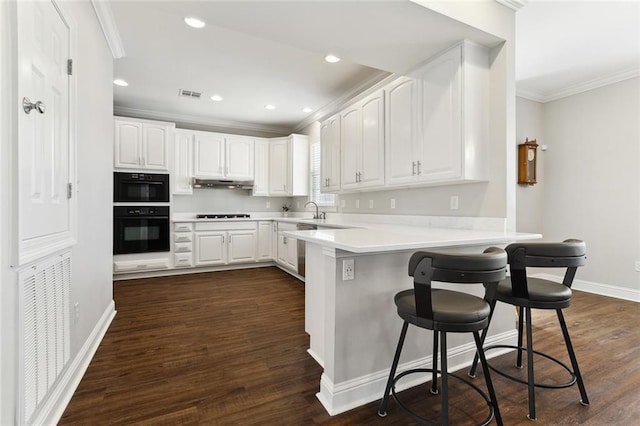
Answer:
391;368;495;426
484;344;578;389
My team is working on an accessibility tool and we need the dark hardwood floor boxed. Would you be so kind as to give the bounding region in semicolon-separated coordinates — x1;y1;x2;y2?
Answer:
60;267;640;425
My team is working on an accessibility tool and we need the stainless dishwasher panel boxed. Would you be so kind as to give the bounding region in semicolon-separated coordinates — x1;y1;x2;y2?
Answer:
296;222;317;277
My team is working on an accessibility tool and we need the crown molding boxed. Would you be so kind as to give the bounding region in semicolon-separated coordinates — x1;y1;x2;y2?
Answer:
292;70;392;133
495;0;529;12
113;106;292;136
90;0;125;59
517;67;640;103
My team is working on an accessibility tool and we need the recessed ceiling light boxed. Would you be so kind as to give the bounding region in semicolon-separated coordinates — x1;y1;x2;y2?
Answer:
210;95;223;102
184;17;206;29
302;107;313;113
265;104;276;110
324;54;341;63
113;79;128;87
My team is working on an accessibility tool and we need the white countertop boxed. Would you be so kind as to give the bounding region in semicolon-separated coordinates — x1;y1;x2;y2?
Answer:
283;226;541;254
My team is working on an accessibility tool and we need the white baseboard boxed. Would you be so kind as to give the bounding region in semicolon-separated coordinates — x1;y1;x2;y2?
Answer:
33;300;116;426
316;329;517;416
532;273;640;303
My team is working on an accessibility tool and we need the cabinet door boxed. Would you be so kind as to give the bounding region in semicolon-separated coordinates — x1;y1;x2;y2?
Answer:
277;233;297;270
257;222;272;260
385;77;419;185
418;46;462;181
340;106;361;190
194;232;226;265
226;137;254;180
252;139;269;196
320;115;341;192
228;230;257;264
269;139;289;195
360;91;385;188
173;130;193;194
142;123;170;170
114;120;142;169
193;132;225;178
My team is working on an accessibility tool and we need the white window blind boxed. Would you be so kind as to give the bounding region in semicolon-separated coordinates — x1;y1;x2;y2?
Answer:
310;142;336;206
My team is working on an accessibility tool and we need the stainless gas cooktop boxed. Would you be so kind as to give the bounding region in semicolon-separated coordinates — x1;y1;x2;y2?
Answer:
196;213;251;219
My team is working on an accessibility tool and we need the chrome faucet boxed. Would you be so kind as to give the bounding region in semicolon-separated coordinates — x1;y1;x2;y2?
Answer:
304;201;320;219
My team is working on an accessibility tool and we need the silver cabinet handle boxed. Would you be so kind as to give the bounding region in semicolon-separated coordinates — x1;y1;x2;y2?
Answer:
412;161;416;175
23;97;45;114
222;235;225;243
417;160;422;175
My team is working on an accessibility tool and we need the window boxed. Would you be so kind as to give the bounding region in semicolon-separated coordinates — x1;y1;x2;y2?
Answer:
310;141;336;207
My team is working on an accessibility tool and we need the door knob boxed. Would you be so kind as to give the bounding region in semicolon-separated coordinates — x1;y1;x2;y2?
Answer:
23;97;45;114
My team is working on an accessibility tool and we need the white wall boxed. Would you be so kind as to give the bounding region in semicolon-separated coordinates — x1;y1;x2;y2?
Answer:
1;0;114;423
541;77;640;294
173;192;291;214
515;97;544;233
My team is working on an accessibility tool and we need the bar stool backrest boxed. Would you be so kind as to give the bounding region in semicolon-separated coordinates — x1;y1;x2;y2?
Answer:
408;247;507;321
506;239;586;299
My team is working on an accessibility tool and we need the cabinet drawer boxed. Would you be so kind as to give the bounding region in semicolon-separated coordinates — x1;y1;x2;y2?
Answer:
174;242;193;253
113;258;170;273
174;232;193;243
174;222;194;232
174;253;193;268
195;221;257;231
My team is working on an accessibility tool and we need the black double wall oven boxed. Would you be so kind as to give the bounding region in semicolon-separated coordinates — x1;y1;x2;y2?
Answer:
113;172;170;255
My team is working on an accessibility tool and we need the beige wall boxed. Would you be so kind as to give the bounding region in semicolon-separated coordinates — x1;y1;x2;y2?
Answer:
540;77;640;291
515;97;545;233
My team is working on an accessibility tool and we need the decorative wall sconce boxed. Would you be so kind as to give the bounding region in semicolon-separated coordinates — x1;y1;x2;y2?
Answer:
517;138;538;185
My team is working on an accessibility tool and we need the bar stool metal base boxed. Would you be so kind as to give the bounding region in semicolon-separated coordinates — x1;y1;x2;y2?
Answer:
379;368;495;426
484;344;578;389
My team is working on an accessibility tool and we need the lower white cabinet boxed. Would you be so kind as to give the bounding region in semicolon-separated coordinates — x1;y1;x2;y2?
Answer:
275;222;297;271
257;221;273;260
194;222;257;266
113;255;170;273
173;222;194;268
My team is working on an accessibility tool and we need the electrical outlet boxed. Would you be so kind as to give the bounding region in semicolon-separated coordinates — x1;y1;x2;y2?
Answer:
450;195;459;210
341;199;346;208
635;261;640;272
73;302;80;324
390;199;396;209
369;200;374;209
356;199;360;209
343;258;355;281
266;201;271;209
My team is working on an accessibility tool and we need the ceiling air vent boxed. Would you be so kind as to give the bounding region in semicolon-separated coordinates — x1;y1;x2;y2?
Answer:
178;89;202;99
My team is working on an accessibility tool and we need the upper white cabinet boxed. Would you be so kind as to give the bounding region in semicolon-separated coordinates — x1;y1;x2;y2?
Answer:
173;129;193;194
320;115;341;192
269;134;309;196
386;41;489;187
193;131;254;180
114;117;173;171
341;89;385;191
252;139;269;196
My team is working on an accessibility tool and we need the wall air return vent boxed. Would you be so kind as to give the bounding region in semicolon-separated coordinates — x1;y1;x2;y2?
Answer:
179;89;202;99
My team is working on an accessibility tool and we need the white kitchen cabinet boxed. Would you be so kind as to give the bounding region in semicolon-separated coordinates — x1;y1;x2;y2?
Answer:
269;135;309;196
252;139;269;196
257;221;273;260
385;41;489;187
173;129;193;194
193;131;254;180
194;231;227;266
320;114;341;192
275;222;297;271
194;222;257;266
114;117;173;171
340;90;385;191
227;230;257;263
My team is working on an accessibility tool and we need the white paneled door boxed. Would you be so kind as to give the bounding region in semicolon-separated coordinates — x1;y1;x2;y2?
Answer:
17;0;74;265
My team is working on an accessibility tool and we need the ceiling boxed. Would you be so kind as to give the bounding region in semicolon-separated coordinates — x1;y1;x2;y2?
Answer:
107;0;640;135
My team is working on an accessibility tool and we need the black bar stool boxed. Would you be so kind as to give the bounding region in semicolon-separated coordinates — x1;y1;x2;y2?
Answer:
468;239;589;421
378;247;507;425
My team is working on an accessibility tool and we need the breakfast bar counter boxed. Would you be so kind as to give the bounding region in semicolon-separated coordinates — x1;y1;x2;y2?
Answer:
284;224;540;415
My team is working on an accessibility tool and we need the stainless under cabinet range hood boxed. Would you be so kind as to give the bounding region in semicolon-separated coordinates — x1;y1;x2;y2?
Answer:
192;178;254;190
